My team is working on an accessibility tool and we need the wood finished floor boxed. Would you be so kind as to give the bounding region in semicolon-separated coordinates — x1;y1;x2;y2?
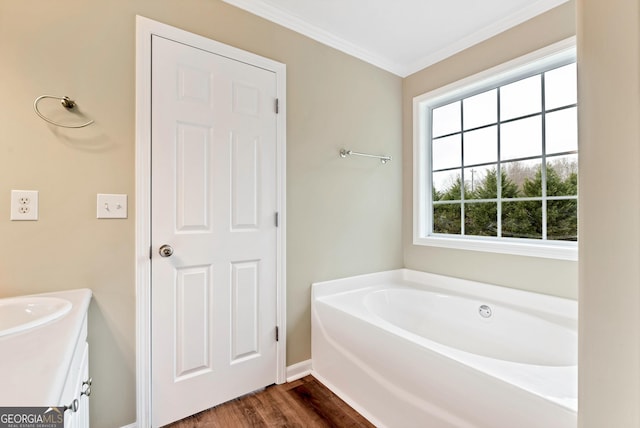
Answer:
164;375;375;428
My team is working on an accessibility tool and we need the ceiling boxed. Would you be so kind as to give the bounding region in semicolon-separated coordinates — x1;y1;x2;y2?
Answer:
221;0;568;77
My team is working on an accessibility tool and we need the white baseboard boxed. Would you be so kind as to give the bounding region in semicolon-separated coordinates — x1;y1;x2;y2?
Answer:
286;359;312;382
121;423;137;428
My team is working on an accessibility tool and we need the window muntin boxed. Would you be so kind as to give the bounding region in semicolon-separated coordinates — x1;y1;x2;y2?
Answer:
414;41;577;260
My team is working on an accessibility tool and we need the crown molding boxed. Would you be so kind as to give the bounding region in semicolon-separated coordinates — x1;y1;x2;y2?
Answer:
403;0;570;76
222;0;569;78
221;0;404;75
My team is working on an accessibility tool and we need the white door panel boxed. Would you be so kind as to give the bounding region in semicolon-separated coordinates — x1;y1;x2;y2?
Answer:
151;34;278;427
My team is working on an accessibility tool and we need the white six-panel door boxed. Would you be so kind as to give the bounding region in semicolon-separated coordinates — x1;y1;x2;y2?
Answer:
150;34;278;427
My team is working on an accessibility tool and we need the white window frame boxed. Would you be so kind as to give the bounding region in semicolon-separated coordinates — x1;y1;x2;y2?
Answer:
413;37;577;261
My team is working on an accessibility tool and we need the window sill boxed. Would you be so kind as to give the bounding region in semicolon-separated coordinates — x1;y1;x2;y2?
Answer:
413;235;577;261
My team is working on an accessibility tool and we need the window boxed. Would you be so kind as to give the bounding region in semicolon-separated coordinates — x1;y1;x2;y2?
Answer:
413;39;577;260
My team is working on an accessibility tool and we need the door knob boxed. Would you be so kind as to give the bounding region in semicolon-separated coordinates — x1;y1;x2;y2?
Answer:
159;244;174;257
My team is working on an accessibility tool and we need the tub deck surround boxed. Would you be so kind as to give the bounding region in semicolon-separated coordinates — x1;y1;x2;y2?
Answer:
0;288;92;405
311;269;577;428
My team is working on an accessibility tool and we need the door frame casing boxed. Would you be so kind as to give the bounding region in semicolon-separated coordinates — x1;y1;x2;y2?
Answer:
135;16;287;427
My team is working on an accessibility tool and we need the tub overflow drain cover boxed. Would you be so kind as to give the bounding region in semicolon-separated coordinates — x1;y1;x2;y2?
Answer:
479;304;492;318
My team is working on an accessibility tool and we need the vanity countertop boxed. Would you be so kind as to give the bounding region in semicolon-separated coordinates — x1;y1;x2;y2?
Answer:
0;288;92;406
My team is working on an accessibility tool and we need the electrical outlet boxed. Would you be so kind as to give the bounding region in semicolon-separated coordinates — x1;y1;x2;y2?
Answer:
11;190;38;221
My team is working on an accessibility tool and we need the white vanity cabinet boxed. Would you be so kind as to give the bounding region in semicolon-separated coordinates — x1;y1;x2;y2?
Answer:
59;313;91;427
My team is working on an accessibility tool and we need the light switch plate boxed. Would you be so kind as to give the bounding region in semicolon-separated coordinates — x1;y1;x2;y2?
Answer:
97;194;127;219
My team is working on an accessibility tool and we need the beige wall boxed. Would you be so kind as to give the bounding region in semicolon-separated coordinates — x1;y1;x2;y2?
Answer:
403;1;579;299
0;1;402;426
578;0;640;425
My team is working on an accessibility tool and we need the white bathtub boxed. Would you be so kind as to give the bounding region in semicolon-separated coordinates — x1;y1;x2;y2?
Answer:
311;269;577;428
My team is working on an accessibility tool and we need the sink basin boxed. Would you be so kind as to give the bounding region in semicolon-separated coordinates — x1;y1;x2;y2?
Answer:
0;296;72;337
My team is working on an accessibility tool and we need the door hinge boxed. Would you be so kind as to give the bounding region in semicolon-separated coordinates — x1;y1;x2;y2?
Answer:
275;326;279;342
275;212;279;227
149;246;153;260
275;98;279;114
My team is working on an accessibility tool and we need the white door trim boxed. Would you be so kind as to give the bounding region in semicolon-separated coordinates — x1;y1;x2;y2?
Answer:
135;16;287;427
